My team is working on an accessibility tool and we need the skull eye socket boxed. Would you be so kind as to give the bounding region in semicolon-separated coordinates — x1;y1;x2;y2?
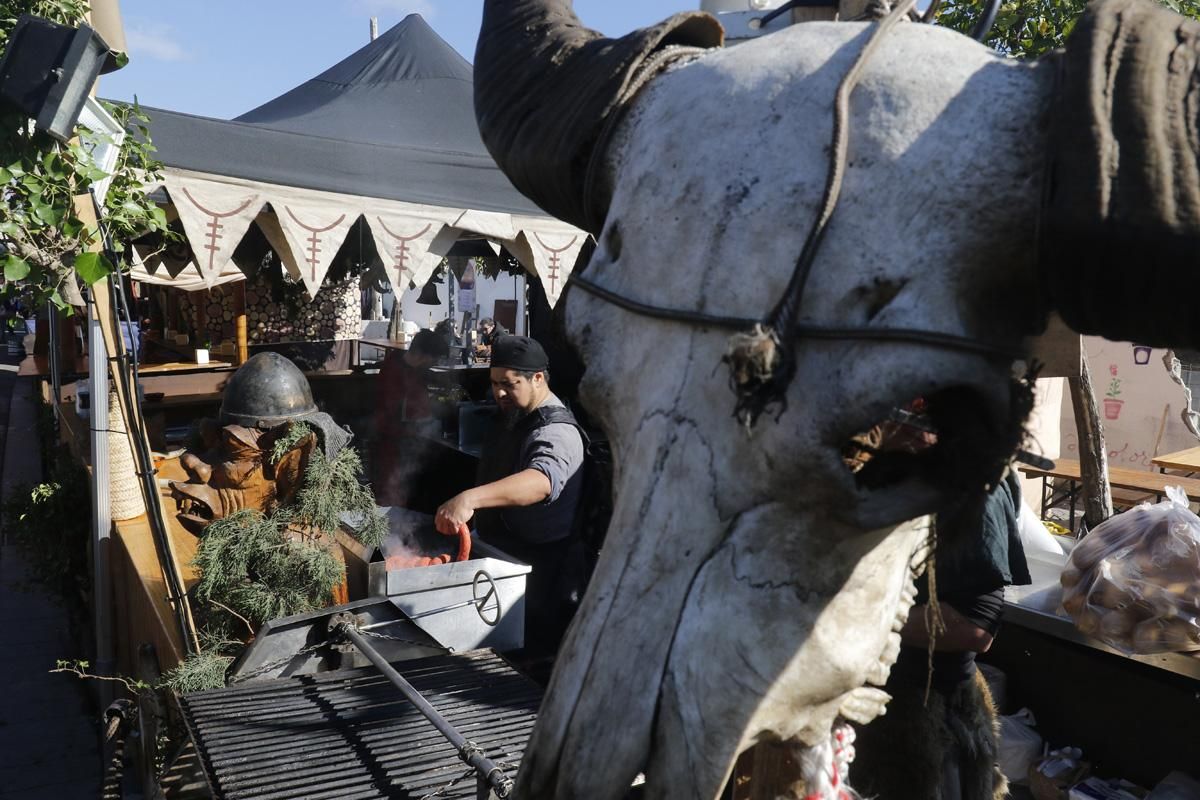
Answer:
841;378;1035;518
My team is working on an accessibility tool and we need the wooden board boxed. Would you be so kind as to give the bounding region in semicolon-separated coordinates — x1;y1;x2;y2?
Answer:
1019;457;1200;498
110;456;200;674
18;352;230;378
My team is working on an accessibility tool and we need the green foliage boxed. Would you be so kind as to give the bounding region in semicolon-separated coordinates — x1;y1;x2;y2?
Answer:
160;651;234;694
936;0;1200;58
268;420;313;464
295;446;387;548
0;1;170;307
1;461;91;606
191;509;345;628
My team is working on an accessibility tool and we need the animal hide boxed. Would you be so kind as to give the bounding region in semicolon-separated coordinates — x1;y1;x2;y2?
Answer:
851;669;1006;800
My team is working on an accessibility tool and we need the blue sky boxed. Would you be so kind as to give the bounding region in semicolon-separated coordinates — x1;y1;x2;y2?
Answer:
99;1;700;119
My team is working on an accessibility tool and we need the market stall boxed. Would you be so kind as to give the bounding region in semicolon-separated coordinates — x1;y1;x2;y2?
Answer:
126;13;586;360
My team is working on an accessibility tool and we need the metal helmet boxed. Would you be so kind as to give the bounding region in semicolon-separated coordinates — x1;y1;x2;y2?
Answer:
219;352;318;428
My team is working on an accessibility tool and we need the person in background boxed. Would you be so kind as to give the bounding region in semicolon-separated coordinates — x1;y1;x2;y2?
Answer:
478;318;508;346
372;329;449;507
852;468;1031;800
474;318;508;361
434;335;589;654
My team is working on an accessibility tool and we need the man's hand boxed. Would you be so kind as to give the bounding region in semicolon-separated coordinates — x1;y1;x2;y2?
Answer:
436;491;476;535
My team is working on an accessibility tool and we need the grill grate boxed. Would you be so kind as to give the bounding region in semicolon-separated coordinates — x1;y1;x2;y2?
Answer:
180;650;542;799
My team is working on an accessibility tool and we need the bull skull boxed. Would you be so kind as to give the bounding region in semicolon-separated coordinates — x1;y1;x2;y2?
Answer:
477;0;1200;797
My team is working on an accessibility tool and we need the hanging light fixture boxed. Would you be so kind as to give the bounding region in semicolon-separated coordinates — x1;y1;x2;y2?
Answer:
416;279;441;305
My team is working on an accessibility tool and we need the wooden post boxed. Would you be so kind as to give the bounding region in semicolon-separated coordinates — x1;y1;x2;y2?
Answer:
1068;352;1113;530
234;281;249;365
92;276;201;655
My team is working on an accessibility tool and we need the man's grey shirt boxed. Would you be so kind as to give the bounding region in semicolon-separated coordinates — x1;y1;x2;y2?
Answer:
507;393;585;543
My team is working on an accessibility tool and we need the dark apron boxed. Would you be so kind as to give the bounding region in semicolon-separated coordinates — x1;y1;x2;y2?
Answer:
475;405;590;654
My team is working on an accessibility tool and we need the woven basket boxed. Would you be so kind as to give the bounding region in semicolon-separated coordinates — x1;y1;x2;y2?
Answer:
108;391;146;521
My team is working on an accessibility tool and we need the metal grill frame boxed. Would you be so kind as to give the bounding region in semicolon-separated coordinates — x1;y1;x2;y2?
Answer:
179;650;542;800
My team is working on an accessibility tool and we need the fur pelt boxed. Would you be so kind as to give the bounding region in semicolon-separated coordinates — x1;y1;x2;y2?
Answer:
851;669;1007;800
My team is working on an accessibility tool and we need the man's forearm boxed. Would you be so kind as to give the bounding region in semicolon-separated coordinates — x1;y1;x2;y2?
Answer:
900;602;994;653
464;469;552;509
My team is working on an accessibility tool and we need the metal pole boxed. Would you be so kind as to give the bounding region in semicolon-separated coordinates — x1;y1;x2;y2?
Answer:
88;296;114;704
340;624;514;798
47;300;62;409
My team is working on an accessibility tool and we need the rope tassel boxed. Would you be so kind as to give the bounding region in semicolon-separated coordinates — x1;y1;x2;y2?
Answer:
724;324;786;428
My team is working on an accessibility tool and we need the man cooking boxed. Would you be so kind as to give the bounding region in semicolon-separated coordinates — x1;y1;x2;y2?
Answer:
434;335;589;654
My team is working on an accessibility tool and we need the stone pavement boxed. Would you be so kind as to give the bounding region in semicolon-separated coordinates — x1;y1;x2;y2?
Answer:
0;354;101;800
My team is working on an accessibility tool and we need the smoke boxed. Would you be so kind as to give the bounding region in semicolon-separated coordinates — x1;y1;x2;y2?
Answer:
380;507;457;570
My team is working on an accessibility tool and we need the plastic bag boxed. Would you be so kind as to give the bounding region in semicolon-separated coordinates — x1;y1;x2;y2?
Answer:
1060;486;1200;654
997;708;1043;785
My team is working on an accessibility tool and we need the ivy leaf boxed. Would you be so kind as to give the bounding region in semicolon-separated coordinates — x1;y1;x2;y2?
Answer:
30;201;62;227
113;51;129;69
49;289;73;314
0;167;11;183
74;252;112;285
3;255;30;282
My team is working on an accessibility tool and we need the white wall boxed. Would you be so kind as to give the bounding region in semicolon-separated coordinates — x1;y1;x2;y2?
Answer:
1058;338;1200;471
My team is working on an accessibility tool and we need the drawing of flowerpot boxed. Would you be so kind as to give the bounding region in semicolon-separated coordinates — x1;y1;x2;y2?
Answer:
1132;345;1152;365
1103;398;1124;420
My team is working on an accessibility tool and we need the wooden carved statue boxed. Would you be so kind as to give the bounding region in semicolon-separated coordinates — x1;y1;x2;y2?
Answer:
172;420;317;535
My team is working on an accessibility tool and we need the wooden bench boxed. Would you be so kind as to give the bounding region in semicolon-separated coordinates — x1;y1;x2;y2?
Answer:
1019;458;1200;530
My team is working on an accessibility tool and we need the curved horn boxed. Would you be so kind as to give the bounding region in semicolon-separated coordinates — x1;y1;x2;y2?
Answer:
1042;0;1200;348
475;1;723;234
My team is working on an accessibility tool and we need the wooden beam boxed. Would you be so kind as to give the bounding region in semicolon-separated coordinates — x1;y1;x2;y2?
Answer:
1068;352;1113;530
234;281;249;366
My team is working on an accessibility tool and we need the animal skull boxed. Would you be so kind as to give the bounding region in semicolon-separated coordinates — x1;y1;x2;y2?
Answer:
475;1;1200;797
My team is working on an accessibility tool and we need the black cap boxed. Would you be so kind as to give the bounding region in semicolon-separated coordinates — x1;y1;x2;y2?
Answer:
491;335;549;372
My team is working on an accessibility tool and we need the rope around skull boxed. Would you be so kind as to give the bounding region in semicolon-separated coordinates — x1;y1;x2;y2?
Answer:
724;0;920;429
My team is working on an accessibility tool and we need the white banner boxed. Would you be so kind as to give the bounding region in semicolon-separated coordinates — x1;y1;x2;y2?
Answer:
166;175;261;287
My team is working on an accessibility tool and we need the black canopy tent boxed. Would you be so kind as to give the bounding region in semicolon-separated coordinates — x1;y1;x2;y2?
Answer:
128;14;585;305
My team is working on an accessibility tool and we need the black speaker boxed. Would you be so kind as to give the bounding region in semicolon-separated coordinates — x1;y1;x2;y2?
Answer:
0;14;111;141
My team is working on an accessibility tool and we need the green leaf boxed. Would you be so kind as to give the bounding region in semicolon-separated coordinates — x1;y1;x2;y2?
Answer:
113;51;129;69
5;161;25;178
0;167;11;183
3;255;30;282
49;290;68;312
74;252;112;286
30;201;62;227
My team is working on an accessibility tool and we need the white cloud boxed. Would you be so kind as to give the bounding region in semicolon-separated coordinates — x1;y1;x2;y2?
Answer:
349;0;436;20
125;22;192;63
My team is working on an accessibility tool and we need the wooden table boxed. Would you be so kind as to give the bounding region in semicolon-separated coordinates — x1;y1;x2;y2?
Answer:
360;337;408;352
18;352;230;378
1152;445;1200;474
1019;458;1200;529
